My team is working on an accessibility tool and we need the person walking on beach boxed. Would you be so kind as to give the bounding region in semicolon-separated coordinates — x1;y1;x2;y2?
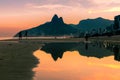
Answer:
19;32;22;40
84;32;89;41
25;30;28;39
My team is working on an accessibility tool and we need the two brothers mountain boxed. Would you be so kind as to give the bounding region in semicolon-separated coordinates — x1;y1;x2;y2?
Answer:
15;14;120;37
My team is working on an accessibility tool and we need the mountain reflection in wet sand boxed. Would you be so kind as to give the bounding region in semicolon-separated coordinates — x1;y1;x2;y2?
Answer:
33;50;120;80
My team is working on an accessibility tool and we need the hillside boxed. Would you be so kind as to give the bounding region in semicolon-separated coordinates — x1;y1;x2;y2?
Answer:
15;14;77;37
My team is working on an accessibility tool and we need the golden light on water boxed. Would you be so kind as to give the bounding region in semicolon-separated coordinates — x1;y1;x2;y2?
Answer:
33;50;120;80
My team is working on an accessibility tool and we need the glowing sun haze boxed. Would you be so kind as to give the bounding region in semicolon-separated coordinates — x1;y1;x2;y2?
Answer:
0;0;120;36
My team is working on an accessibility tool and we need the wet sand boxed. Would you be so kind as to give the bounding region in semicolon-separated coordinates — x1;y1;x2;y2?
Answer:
1;38;84;43
0;38;85;80
0;41;42;80
91;36;120;43
2;36;120;43
0;37;119;80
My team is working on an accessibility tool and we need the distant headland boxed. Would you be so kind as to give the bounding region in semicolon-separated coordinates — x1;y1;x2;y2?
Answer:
14;14;120;38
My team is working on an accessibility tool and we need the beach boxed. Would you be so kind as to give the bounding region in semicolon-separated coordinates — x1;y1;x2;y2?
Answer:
0;41;41;80
0;38;85;80
0;36;120;80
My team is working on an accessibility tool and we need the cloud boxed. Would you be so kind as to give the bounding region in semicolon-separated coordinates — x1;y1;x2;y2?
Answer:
76;0;96;8
108;2;120;7
25;0;96;9
25;0;120;10
27;4;72;10
88;7;120;14
1;0;120;10
25;0;120;15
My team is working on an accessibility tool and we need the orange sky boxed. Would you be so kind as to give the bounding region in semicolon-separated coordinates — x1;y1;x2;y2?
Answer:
0;0;120;36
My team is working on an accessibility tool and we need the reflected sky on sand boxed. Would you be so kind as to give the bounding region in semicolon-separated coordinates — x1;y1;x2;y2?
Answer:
33;42;120;80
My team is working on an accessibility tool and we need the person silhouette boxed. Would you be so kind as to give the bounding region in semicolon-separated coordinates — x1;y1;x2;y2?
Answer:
113;45;120;61
19;32;22;40
84;32;89;41
25;30;28;39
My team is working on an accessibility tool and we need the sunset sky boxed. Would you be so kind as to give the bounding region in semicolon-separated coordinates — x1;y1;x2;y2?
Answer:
0;0;120;36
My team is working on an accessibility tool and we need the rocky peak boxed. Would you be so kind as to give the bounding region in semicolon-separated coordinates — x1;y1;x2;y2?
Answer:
51;14;59;22
96;17;103;19
51;14;64;24
59;17;64;24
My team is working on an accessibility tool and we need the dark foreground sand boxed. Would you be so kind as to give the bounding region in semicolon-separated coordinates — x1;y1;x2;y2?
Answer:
0;41;42;80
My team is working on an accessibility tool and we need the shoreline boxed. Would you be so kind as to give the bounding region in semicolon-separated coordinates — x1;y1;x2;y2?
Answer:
0;38;86;80
0;37;120;80
1;37;120;44
0;38;85;43
0;42;42;80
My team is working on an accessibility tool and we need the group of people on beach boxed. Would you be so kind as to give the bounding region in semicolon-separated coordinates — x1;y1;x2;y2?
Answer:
18;30;90;41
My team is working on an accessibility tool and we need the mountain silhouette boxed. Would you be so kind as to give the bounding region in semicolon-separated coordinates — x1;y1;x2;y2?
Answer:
41;43;79;61
51;14;64;24
71;17;113;33
41;42;114;61
14;15;114;37
14;14;77;37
